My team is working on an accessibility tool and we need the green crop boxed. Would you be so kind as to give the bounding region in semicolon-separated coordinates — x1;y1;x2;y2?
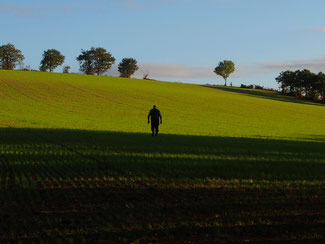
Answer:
1;70;324;139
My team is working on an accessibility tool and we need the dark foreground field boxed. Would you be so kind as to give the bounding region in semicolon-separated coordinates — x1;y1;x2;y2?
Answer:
0;128;324;243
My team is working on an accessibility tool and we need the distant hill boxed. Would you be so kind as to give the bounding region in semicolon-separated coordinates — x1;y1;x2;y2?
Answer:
0;70;324;139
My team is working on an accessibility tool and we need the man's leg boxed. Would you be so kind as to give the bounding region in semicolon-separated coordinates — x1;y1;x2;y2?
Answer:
151;124;154;136
155;125;159;136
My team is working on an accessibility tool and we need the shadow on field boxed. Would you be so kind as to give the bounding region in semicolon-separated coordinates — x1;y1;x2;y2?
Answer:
0;127;324;242
202;85;325;106
0;127;324;181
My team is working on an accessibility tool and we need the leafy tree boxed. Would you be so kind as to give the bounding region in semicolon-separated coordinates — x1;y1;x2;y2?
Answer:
240;84;254;89
118;58;139;78
0;43;24;70
76;47;115;75
297;69;317;99
277;69;318;98
214;60;235;86
276;70;296;94
63;65;71;73
76;49;94;75
40;49;65;72
40;65;47;72
276;69;325;102
316;72;325;102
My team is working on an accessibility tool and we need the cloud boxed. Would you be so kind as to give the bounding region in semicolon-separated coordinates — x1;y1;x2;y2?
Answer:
135;63;215;79
0;3;103;18
306;27;325;33
0;5;36;18
0;0;233;17
315;27;325;32
111;0;232;9
238;56;325;77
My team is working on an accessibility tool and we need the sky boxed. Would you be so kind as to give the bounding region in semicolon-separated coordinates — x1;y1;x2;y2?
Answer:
1;0;325;88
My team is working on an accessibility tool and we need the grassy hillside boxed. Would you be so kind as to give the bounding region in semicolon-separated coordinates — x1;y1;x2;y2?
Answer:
0;70;324;242
1;70;324;139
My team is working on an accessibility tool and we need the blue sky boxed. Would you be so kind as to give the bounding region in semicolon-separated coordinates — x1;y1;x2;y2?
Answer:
1;0;325;88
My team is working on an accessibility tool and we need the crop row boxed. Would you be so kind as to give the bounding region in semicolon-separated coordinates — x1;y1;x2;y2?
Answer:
0;130;324;242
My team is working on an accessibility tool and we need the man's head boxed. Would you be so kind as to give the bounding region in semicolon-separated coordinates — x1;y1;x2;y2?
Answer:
153;105;157;109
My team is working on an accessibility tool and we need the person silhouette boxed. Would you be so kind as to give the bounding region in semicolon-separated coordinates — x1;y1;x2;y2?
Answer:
148;105;162;136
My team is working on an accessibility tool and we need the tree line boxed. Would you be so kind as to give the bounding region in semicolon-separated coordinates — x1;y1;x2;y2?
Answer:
0;43;139;78
4;42;324;103
276;69;325;102
1;43;237;83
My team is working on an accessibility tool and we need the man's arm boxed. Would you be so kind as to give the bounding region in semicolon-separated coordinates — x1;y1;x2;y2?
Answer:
148;111;151;124
159;111;162;124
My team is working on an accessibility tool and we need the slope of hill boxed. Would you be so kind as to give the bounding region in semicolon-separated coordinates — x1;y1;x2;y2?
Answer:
0;70;324;140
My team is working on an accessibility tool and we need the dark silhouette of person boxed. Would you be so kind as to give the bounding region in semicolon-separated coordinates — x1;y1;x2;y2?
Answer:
148;105;162;136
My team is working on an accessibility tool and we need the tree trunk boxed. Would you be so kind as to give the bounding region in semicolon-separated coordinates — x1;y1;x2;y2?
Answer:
4;58;9;70
224;78;227;86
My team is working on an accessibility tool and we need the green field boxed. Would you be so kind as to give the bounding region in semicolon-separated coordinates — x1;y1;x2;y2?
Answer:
0;70;324;243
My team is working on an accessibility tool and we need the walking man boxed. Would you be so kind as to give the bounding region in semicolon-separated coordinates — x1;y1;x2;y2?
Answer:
148;105;162;136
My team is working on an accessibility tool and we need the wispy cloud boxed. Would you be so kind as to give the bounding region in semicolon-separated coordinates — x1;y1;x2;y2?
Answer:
238;56;325;77
0;5;36;18
307;27;325;32
0;3;103;18
135;63;215;79
112;0;232;8
0;0;232;17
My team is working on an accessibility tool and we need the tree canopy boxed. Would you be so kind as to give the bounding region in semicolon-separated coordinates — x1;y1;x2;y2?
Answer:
276;69;325;102
118;58;139;78
76;47;115;75
214;60;235;86
0;43;24;70
63;66;71;73
40;49;65;72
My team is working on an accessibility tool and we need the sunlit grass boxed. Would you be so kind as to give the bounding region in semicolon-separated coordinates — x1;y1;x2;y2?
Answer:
1;70;325;139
